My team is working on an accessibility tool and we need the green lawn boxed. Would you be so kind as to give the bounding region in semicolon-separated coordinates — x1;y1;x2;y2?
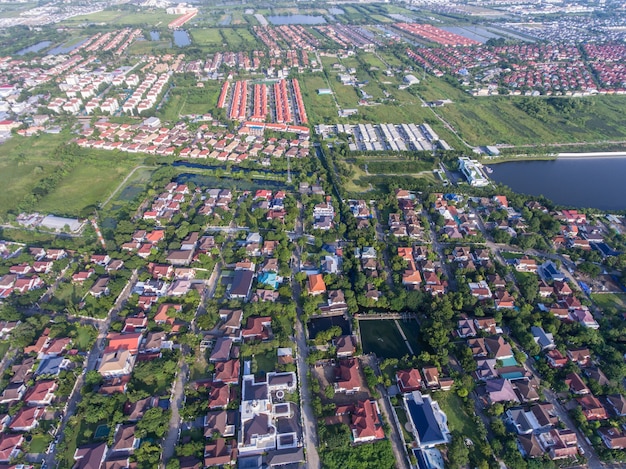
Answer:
29;434;51;453
431;390;481;442
74;325;98;351
591;293;626;316
254;350;277;375
393;405;414;443
0;341;9;358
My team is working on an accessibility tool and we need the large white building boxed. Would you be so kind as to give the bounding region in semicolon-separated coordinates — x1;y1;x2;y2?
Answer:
459;157;489;187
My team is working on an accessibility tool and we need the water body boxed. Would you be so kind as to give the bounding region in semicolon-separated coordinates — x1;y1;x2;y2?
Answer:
173;30;191;47
218;15;232;26
17;41;51;55
48;38;89;55
488;158;626;211
150;31;160;41
267;15;326;25
441;26;503;43
175;173;291;191
328;7;345;14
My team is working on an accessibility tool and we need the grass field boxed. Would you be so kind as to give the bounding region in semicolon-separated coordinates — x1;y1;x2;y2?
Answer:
254;350;278;375
191;28;223;46
417;76;626;145
591;293;626;316
29;434;51;453
298;73;338;123
36;158;138;217
360;320;414;359
61;8;172;27
0;341;9;358
0;134;65;218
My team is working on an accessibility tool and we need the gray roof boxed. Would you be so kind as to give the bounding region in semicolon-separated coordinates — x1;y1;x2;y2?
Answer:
266;447;305;467
230;270;254;298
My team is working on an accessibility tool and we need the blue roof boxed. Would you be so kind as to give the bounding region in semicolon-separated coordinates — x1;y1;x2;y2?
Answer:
36;356;64;376
406;395;446;446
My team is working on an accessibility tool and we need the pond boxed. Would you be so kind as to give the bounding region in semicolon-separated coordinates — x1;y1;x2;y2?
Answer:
175;173;290;191
488;157;626;211
267;15;327;25
150;31;160;41
328;7;345;14
359;319;422;359
218;15;232;26
173;30;191;47
17;41;51;55
48;38;89;55
308;316;351;339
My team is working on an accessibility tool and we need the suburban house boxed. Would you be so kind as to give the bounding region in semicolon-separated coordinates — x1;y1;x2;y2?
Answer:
531;326;555;351
599;427;626;450
485;336;514;360
333;335;356;358
486;379;520;404
350;400;385;443
403;391;450;448
334;359;362;394
307;274;326;296
396;369;423;393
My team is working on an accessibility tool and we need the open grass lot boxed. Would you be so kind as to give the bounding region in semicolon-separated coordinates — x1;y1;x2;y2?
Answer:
0;134;65;217
417;76;626;145
159;82;223;121
28;434;51;453
61;8;172;27
360;319;413;359
128;39;170;55
298;73;338;123
36;157;138;217
591;293;626;316
220;28;257;50
431;391;481;442
343;159;436;193
191;28;223;46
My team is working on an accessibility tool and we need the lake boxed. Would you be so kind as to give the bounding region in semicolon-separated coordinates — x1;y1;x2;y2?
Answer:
17;41;51;55
267;15;326;25
488;157;626;211
173;30;191;47
150;31;160;41
328;7;344;14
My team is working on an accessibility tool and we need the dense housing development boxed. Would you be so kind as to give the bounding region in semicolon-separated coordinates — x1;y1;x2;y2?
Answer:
0;0;626;468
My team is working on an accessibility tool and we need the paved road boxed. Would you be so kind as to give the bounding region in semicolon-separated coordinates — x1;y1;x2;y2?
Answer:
161;360;188;466
48;269;138;467
292;247;320;469
543;388;602;469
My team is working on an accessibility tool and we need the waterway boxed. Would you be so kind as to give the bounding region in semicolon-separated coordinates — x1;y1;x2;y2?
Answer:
173;30;191;47
488;158;626;211
267;15;326;25
17;41;51;55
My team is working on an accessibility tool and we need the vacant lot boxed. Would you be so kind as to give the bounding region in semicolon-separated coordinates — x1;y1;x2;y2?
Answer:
61;8;173;27
37;158;137;217
591;293;626;316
